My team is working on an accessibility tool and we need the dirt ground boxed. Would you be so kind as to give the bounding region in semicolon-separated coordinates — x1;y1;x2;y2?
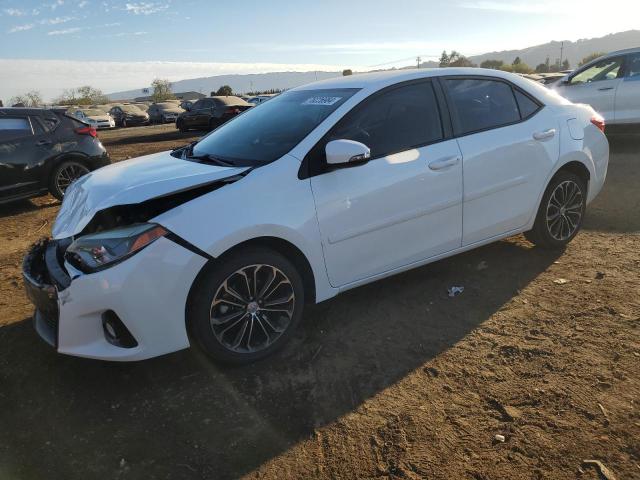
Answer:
0;125;638;480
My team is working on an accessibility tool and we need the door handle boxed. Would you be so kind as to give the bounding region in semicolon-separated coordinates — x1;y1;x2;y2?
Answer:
598;87;614;91
35;140;52;146
428;156;460;171
532;128;556;141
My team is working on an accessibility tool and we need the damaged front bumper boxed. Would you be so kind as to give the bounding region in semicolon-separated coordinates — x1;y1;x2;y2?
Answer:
22;235;208;361
23;239;69;347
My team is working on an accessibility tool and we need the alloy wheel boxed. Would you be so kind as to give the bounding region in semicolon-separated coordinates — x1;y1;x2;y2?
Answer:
545;180;584;241
209;264;295;354
56;162;89;195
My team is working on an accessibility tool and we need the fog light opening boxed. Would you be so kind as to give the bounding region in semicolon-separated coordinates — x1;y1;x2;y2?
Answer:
101;310;138;348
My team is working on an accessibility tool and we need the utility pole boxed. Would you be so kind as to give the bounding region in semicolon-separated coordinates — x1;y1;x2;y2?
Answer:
416;56;422;68
559;41;564;68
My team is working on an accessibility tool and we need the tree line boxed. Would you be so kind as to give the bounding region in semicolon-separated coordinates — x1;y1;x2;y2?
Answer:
4;53;610;108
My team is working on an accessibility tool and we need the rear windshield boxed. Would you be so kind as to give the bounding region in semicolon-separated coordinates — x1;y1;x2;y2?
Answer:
82;109;106;116
193;88;359;165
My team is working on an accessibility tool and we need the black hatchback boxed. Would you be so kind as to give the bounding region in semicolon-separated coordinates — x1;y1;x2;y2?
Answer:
0;108;110;203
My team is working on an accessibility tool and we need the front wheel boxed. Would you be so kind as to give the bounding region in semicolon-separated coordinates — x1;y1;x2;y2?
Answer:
188;247;305;364
49;160;90;200
177;120;187;133
525;171;587;249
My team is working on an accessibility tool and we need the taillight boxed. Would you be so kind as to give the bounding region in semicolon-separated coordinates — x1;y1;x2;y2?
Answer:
75;126;97;137
224;107;241;115
590;114;605;133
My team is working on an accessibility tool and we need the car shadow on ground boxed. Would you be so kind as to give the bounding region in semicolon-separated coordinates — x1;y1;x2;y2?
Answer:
0;198;58;219
0;238;562;479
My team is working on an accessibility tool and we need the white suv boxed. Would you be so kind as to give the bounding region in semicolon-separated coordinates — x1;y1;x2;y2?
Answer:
554;47;640;125
23;68;609;364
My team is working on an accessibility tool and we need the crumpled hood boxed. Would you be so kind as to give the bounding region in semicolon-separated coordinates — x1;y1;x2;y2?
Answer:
52;150;248;239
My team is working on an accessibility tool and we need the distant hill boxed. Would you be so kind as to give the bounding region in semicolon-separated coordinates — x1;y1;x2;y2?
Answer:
108;71;343;100
468;30;640;68
107;30;640;100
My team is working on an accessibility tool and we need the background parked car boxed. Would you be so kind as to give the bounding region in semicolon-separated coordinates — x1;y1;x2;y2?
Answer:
176;96;252;132
108;104;149;127
554;47;640;124
148;102;185;124
0;107;110;202
71;108;115;129
247;94;276;105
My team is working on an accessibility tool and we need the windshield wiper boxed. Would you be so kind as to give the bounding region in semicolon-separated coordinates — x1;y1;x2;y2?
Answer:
188;153;236;167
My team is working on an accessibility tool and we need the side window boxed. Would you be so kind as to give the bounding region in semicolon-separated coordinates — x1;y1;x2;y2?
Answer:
445;79;520;135
570;57;623;84
625;53;640;78
327;81;443;158
514;89;540;119
30;117;45;135
42;116;60;131
0;117;33;141
192;100;204;110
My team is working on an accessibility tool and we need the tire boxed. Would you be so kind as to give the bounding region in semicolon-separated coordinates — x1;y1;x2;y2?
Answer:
525;171;587;249
122;118;127;128
208;118;218;132
188;247;305;365
177;120;187;133
49;159;90;200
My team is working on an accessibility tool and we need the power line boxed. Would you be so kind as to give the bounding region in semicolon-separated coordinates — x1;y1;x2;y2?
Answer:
368;54;440;68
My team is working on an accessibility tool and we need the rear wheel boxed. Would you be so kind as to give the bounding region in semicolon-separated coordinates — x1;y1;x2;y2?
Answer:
188;247;305;364
525;171;587;249
49;159;90;200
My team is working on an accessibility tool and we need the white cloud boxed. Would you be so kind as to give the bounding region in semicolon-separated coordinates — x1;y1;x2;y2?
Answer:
0;58;363;102
8;24;35;33
39;16;75;25
4;8;27;16
48;27;83;35
124;2;169;15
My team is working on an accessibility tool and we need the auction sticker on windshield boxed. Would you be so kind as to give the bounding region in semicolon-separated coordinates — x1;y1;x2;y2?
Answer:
302;96;342;106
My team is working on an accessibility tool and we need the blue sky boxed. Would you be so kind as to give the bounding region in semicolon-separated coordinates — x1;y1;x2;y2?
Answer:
0;0;638;101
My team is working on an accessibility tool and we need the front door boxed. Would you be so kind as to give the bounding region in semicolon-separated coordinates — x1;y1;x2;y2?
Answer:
614;52;640;124
554;56;625;122
0;115;51;199
309;80;463;287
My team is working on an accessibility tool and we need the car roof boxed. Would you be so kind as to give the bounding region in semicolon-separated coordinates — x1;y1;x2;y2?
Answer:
292;67;568;106
603;46;640;57
0;107;51;115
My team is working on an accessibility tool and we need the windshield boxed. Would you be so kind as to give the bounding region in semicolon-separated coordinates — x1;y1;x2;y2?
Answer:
192;88;359;165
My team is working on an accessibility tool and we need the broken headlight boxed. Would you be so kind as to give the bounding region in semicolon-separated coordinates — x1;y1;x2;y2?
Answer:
66;223;167;273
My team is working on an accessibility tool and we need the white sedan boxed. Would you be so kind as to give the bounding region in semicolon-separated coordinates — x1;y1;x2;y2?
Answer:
554;47;640;125
23;68;609;364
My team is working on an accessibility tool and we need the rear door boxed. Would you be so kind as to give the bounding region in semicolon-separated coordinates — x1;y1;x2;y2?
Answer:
0;115;53;199
614;52;640;124
443;77;559;246
554;56;624;122
309;80;463;286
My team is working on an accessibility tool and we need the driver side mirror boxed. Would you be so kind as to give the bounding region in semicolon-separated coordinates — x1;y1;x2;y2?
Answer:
325;139;371;165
